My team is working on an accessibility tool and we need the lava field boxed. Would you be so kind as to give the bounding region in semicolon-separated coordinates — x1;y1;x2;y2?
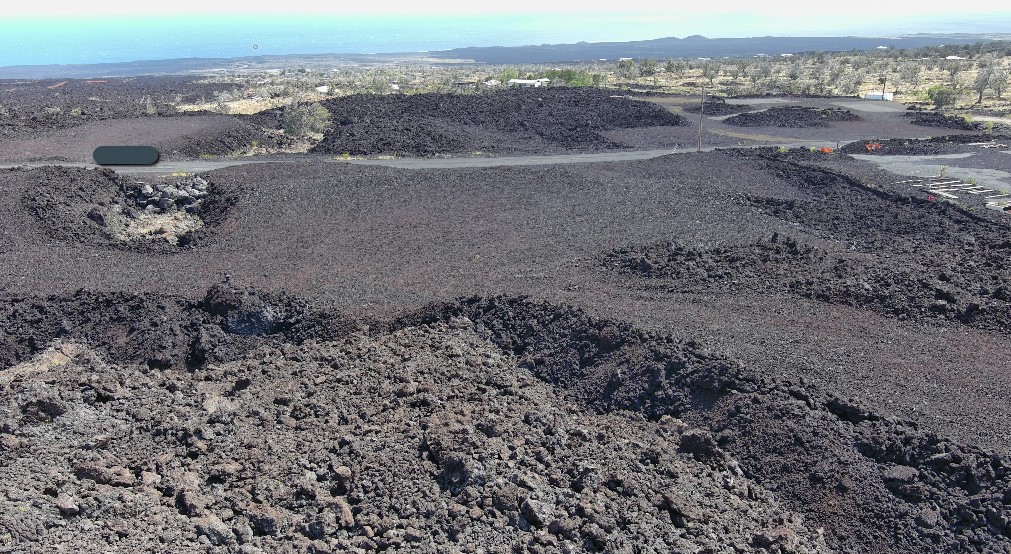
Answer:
2;84;1011;553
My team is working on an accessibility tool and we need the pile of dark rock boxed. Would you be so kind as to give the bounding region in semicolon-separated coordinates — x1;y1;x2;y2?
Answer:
682;97;753;116
307;87;689;157
126;175;210;215
724;106;861;128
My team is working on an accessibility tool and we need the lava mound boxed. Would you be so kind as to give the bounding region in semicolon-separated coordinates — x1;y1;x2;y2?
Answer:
604;236;1011;331
837;135;992;156
904;111;981;131
0;283;357;372
22;166;235;250
681;98;753;116
603;236;822;288
306;87;689;157
724;106;861;128
154;115;278;159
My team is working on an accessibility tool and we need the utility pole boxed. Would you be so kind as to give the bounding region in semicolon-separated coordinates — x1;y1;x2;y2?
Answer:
698;87;705;152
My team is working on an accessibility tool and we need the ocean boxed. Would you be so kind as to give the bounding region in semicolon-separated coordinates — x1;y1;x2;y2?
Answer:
1;14;676;67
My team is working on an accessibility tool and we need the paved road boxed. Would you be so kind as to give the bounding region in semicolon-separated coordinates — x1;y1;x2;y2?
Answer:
0;158;297;175
0;141;849;174
852;152;1011;193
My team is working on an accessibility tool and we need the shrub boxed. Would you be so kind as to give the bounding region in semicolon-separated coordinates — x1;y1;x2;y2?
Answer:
543;69;593;87
616;59;639;79
926;86;959;110
500;67;519;82
638;59;658;78
283;101;332;137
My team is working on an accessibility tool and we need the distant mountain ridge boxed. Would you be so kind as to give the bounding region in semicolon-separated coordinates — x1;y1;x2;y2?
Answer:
428;34;1009;63
1;34;1007;79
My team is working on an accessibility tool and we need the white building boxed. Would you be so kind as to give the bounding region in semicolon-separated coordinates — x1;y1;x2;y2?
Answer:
864;92;894;101
507;78;550;88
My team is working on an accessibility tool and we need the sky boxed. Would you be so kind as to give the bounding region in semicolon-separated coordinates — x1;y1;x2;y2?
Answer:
5;1;1010;17
4;2;1011;36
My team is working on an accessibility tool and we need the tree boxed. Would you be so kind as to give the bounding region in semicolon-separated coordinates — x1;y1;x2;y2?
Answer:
877;74;888;95
729;59;750;80
990;67;1008;99
973;52;1002;103
898;62;922;90
941;58;964;86
850;54;871;71
665;58;687;78
837;73;863;96
748;61;772;85
785;62;802;81
927;86;959;110
616;59;639;79
827;62;846;87
973;67;994;104
638;58;658;77
639;58;659;86
544;69;593;87
810;66;829;95
699;60;721;86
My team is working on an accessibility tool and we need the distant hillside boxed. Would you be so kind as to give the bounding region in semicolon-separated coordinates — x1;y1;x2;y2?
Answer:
428;35;1007;63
